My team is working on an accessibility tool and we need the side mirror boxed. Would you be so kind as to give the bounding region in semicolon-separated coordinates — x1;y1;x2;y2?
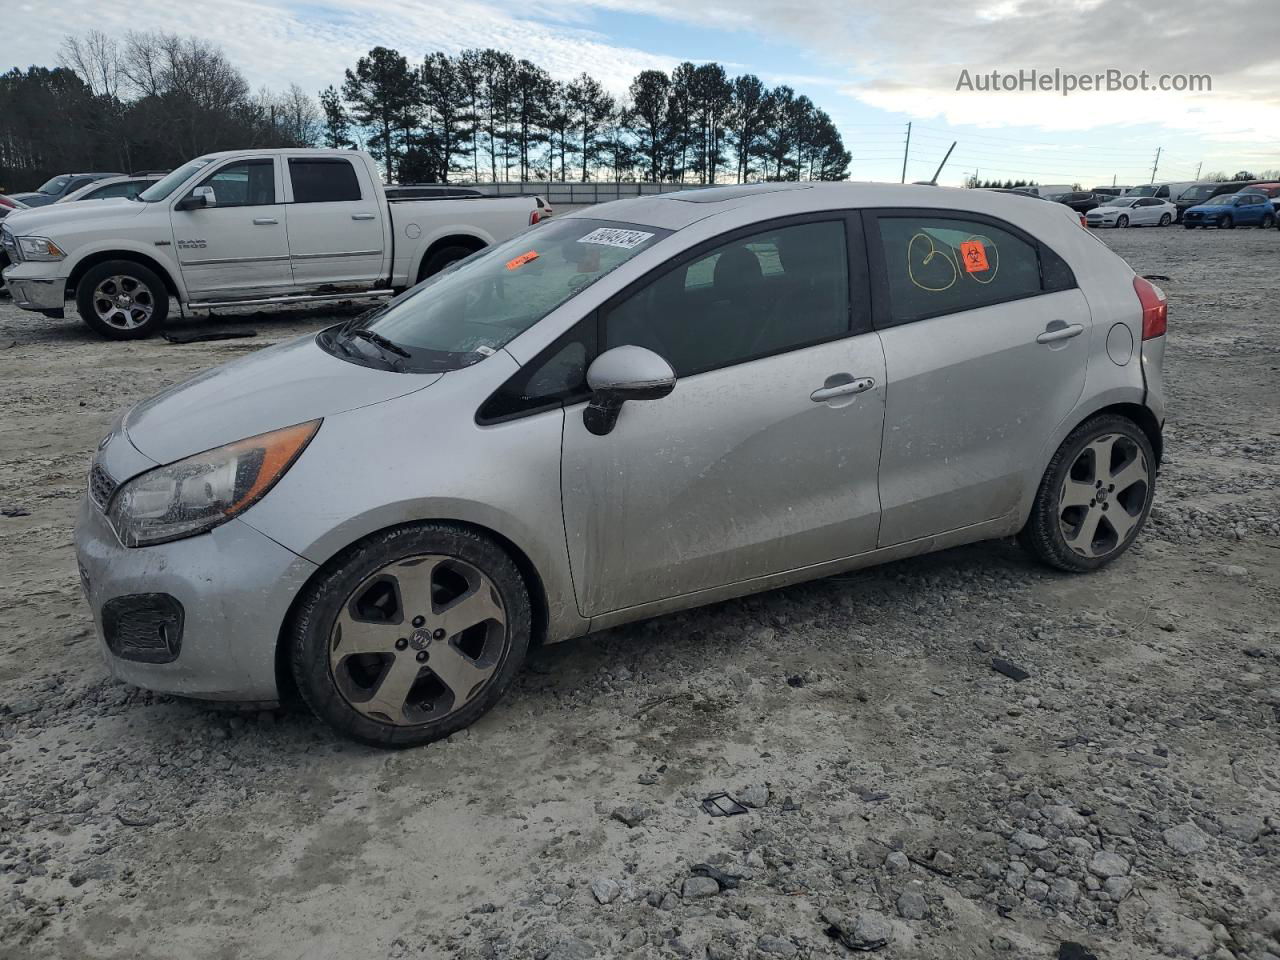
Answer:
583;346;676;436
176;186;215;211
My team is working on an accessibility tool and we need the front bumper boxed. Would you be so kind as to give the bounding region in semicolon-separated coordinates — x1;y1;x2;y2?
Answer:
2;267;66;311
74;495;319;701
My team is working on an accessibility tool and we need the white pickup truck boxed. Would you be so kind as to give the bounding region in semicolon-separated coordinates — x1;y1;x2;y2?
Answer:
1;148;540;339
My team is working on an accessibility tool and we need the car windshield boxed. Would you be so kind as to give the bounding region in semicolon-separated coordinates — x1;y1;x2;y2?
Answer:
138;159;213;202
1125;186;1158;197
1107;198;1137;207
327;218;671;373
36;175;72;196
1181;186;1216;202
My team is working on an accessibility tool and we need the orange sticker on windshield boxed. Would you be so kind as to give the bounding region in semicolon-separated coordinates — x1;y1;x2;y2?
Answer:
960;240;989;273
506;250;539;270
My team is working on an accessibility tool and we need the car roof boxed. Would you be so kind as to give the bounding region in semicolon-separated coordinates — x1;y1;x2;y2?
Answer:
565;181;1084;234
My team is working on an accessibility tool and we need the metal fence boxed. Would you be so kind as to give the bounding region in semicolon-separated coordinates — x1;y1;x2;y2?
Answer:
461;181;709;205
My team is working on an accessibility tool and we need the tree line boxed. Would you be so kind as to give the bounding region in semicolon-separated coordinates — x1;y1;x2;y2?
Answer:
330;47;851;185
0;31;850;192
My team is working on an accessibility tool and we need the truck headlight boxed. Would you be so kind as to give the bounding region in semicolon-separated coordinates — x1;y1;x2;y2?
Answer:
107;420;320;547
17;236;67;261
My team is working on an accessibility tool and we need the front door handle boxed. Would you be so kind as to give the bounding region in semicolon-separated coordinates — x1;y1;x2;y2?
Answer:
252;217;278;225
351;213;376;221
1036;323;1085;344
811;377;875;402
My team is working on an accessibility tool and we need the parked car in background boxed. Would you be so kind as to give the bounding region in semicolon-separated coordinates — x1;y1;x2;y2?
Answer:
1121;182;1195;202
1010;184;1075;199
7;172;126;208
1091;187;1130;198
1243;182;1280;212
1085;196;1176;228
1181;191;1275;229
1;149;540;339
0;194;28;219
533;195;553;220
1048;191;1106;213
1174;181;1255;221
56;174;164;203
73;181;1166;746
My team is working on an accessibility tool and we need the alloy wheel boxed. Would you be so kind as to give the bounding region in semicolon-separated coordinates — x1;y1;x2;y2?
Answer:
1057;433;1150;559
328;554;508;726
92;275;155;330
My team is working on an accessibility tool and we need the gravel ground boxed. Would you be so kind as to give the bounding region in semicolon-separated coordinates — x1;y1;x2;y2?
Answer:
0;226;1277;960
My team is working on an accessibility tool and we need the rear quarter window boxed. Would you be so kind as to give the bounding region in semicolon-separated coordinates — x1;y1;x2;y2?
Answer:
289;158;362;203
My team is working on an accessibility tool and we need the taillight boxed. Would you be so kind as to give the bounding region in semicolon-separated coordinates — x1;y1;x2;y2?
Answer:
1079;214;1087;228
1133;275;1167;340
529;210;541;226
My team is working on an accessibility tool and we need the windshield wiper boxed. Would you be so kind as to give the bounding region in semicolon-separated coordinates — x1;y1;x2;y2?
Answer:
348;328;411;358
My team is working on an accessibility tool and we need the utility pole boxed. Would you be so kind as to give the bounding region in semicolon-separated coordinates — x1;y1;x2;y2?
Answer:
1150;147;1161;184
930;142;957;184
1195;161;1203;179
900;121;912;184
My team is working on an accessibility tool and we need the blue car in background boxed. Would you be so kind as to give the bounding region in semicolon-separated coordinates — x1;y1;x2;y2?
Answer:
1182;190;1276;229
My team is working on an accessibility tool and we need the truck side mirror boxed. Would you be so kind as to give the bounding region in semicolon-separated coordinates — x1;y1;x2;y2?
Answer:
177;186;216;211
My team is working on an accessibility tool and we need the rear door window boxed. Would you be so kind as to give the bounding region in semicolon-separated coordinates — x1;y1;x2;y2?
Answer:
289;158;362;203
873;213;1072;326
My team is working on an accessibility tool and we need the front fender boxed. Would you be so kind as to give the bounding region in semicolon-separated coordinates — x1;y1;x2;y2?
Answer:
65;239;186;299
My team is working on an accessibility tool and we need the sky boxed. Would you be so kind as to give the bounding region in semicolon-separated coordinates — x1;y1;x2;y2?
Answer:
5;0;1279;187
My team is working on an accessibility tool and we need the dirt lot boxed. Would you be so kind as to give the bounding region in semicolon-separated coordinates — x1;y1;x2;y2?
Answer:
1;226;1277;960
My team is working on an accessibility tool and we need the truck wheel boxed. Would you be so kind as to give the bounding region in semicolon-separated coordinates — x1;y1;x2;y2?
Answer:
417;244;478;284
76;260;169;339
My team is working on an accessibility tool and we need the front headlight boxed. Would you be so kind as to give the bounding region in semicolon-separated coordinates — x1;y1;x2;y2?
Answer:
107;420;320;547
17;236;66;261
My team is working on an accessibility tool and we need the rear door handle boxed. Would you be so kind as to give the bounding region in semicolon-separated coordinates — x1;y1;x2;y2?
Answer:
351;213;376;221
252;217;278;225
811;377;875;402
1036;323;1085;344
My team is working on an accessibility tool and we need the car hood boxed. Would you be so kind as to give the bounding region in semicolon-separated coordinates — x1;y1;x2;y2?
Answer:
124;334;441;465
1183;203;1226;214
2;198;148;233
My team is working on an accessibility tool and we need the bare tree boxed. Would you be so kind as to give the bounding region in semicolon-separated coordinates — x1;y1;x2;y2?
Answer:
59;30;122;99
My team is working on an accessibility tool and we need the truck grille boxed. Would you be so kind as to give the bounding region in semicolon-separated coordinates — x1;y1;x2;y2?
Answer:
89;461;118;510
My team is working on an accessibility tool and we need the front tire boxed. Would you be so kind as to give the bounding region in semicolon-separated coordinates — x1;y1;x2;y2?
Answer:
75;260;169;339
1116;215;1129;228
1018;415;1156;573
1220;215;1234;229
289;523;531;748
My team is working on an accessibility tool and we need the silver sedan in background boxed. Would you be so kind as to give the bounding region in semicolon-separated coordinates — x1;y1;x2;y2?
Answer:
76;182;1167;746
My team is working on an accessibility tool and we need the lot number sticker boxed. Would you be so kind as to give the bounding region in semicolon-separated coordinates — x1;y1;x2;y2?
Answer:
506;250;539;270
577;227;655;249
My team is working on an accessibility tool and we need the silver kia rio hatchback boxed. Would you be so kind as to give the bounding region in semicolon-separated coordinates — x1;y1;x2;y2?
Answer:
76;183;1168;746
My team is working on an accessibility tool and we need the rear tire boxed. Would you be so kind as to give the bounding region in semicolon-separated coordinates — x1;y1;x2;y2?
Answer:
289;523;531;748
1262;214;1275;228
1018;414;1156;573
75;260;169;339
1159;213;1172;226
416;244;479;284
